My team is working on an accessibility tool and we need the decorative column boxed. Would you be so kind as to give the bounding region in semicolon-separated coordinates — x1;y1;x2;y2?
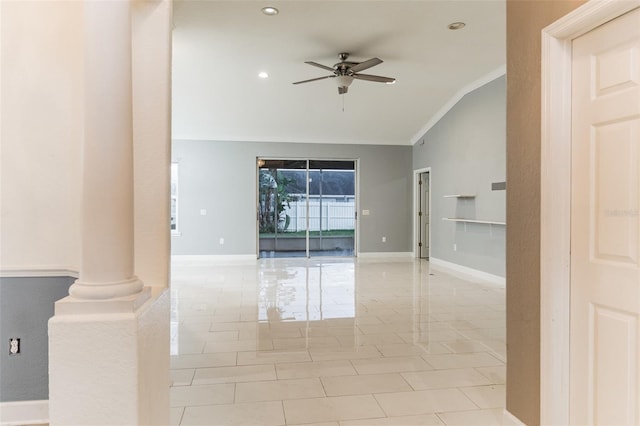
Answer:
48;1;171;425
68;0;144;301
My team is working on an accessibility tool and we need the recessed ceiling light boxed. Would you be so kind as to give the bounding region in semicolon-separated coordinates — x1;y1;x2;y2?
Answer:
258;71;269;79
448;22;466;30
261;6;279;16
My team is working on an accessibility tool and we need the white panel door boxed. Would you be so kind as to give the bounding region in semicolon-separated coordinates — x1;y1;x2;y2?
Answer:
571;7;640;425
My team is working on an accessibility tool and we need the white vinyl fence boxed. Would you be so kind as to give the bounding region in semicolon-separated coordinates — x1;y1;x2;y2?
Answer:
285;200;355;231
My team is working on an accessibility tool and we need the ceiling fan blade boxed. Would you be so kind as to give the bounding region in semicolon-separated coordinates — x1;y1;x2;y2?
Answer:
304;61;335;72
349;57;383;73
352;73;396;83
292;75;333;85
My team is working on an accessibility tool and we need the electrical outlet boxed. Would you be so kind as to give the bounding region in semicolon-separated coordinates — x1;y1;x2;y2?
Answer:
219;237;224;245
453;243;457;251
9;338;20;355
382;236;386;243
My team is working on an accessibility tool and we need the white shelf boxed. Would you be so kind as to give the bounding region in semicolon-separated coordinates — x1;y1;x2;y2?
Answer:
443;194;475;198
443;218;506;225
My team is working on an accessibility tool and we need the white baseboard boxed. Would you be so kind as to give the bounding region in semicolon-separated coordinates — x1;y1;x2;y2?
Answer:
357;252;413;259
0;400;48;426
172;253;417;263
503;409;526;425
429;257;505;286
171;254;257;264
0;267;78;278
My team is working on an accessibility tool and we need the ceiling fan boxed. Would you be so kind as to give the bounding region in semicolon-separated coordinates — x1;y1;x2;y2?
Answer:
293;52;396;95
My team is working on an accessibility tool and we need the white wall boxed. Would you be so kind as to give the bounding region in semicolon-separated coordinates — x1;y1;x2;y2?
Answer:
132;0;173;287
0;1;172;287
0;1;83;272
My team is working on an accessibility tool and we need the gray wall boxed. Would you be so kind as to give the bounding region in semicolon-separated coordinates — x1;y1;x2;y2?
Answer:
413;76;506;277
0;276;73;402
172;141;413;256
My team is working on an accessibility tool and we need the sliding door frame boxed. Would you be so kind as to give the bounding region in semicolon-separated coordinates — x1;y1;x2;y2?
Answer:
256;156;359;259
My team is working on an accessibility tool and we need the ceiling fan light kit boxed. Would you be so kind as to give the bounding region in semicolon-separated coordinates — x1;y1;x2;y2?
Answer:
336;75;354;90
293;52;396;95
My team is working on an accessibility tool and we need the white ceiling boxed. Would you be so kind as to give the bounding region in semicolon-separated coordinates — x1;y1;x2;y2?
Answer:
171;1;505;146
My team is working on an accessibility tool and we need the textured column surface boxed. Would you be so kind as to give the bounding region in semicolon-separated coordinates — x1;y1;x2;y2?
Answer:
48;1;171;425
69;0;142;300
49;291;170;426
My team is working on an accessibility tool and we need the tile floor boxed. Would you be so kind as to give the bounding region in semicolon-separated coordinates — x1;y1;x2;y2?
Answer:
170;257;506;426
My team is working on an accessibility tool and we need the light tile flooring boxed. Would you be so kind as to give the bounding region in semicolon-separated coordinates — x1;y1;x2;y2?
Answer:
170;257;506;426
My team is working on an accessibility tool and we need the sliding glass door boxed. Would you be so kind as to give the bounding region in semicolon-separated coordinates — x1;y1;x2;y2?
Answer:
258;159;307;257
257;159;355;258
307;160;355;257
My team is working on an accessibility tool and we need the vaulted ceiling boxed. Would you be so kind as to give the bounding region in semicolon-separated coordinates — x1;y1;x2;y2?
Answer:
171;1;505;146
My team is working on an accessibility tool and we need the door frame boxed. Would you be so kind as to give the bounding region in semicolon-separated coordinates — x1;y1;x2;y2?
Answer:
540;0;640;423
413;167;431;258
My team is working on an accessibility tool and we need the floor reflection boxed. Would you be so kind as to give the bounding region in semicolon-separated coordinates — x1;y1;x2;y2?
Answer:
169;257;506;425
258;261;356;323
259;249;355;258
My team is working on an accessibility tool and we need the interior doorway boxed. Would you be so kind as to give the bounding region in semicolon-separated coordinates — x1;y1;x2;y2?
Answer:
257;158;357;258
540;2;640;423
415;168;431;259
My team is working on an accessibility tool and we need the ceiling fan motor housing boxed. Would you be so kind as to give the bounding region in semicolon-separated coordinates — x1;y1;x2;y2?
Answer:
292;52;395;95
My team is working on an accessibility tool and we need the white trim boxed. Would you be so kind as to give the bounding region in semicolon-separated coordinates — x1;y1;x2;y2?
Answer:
0;400;48;426
442;218;506;225
356;251;413;259
503;409;526;426
355;158;360;256
172;135;409;146
409;64;506;145
0;267;79;278
171;255;257;264
540;1;640;424
171;162;180;236
429;257;505;286
256;157;260;258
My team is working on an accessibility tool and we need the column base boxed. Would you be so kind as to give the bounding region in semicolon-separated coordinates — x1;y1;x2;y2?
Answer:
69;275;144;300
56;284;151;315
48;288;169;426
